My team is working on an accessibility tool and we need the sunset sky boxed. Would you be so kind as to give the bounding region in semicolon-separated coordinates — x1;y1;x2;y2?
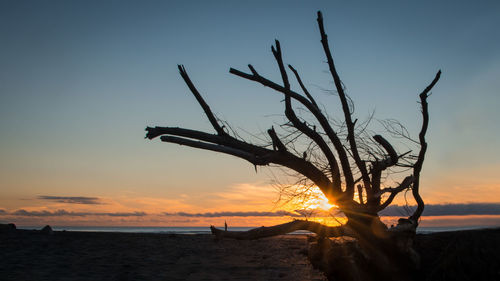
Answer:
1;0;499;227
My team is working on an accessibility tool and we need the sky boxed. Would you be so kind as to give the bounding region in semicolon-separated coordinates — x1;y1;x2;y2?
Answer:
1;0;499;227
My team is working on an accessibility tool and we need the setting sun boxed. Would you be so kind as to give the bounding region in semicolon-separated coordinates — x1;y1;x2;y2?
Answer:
302;187;337;211
281;186;339;216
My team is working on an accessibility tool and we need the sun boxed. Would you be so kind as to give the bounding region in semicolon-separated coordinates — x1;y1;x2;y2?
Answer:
303;187;338;210
285;186;338;212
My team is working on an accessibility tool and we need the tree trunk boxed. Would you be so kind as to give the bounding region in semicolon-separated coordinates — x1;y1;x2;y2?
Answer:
211;217;420;281
311;217;420;281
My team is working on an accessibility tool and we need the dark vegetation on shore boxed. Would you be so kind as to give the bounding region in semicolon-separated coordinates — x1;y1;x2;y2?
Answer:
1;224;499;281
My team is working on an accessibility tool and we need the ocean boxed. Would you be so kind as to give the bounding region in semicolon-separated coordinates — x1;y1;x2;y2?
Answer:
17;225;494;234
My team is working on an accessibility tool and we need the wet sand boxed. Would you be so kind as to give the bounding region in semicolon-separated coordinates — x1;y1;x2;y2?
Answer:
0;230;326;281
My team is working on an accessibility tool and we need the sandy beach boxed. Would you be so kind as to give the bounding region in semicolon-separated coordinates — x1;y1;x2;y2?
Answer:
415;227;500;281
1;227;499;281
0;230;326;281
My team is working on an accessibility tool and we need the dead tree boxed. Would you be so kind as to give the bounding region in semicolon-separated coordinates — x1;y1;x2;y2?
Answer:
147;11;440;281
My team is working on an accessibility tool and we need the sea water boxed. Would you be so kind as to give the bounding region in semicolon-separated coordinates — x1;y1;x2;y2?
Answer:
17;225;493;234
17;226;256;234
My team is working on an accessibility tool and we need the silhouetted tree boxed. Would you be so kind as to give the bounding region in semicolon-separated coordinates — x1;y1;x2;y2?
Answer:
147;11;440;281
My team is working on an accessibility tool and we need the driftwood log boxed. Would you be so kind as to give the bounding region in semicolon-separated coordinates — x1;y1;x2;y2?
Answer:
147;11;440;281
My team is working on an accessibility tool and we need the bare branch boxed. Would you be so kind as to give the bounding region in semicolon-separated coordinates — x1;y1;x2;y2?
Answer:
317;11;370;197
148;127;334;193
410;70;441;222
353;150;411;185
372;135;398;166
270;40;342;196
160;135;266;165
377;175;414;211
146;126;266;154
288;65;319;109
229;65;354;197
271;40;290;89
268;126;287;152
177;65;226;136
146;126;220;142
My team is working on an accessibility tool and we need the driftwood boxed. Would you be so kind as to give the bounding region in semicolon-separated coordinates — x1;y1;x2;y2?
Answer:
147;10;440;281
210;220;352;240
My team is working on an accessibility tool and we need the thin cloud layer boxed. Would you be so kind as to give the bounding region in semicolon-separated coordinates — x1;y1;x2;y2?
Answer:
38;196;102;204
167;203;500;218
9;209;146;217
295;204;500;217
3;204;499;220
379;203;500;216
164;210;301;217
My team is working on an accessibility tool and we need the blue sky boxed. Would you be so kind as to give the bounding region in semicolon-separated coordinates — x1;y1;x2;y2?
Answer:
1;0;499;225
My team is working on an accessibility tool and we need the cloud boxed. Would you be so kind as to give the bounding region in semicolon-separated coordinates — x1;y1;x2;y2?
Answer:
165;210;301;217
0;209;6;215
379;203;500;216
294;208;338;217
103;212;147;217
167;219;200;224
9;209;146;217
38;196;102;204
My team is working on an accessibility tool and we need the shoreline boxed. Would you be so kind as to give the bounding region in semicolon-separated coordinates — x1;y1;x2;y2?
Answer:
12;224;498;234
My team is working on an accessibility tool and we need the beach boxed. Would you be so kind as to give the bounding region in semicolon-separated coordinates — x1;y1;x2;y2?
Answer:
0;230;326;281
1;227;499;281
415;227;500;281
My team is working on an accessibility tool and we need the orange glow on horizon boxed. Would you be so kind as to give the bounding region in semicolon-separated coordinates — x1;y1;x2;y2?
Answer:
3;182;500;228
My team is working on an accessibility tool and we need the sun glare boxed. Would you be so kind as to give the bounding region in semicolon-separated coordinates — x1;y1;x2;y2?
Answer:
304;187;337;210
286;186;338;211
